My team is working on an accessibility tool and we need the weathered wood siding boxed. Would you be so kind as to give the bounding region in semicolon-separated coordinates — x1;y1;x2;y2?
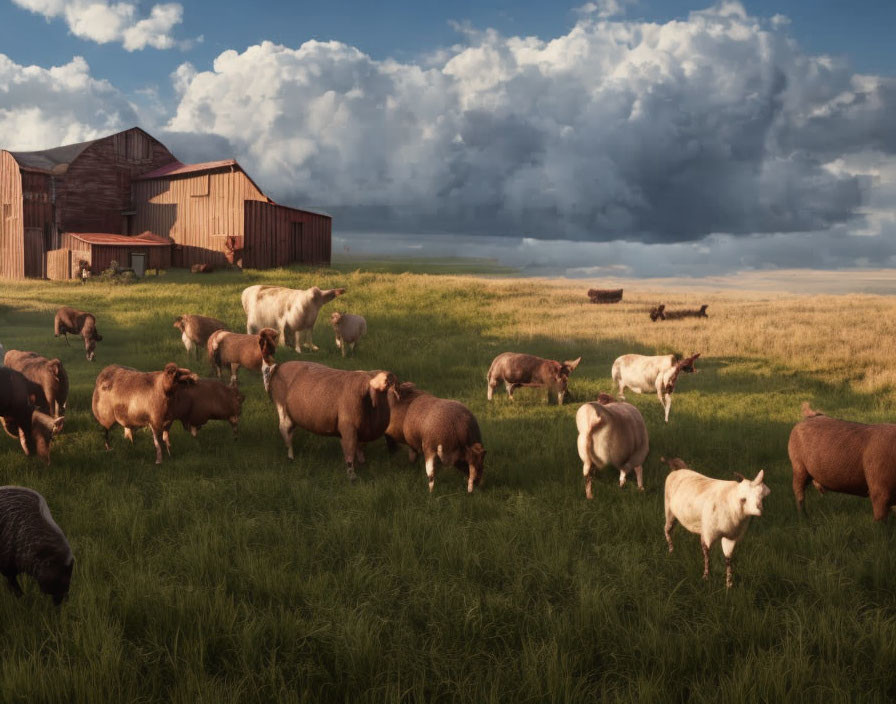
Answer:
47;248;72;280
59;233;170;274
132;168;267;268
243;200;332;268
56;128;175;234
0;150;24;278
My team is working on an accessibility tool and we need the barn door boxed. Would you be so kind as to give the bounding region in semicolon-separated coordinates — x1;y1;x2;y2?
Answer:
291;222;304;264
24;227;44;278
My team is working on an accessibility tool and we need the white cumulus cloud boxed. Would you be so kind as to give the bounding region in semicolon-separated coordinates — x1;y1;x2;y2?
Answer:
12;0;188;51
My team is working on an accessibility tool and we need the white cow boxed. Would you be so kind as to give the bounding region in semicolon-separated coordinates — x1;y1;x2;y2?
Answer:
575;398;649;499
664;466;770;588
610;353;700;423
241;285;345;353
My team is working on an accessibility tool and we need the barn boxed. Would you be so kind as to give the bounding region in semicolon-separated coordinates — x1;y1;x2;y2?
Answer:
0;127;332;279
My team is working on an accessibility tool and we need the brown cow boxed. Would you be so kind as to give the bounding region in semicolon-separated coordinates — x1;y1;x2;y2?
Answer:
789;402;896;521
54;306;102;361
91;363;198;464
173;314;228;357
486;352;582;405
0;367;63;463
385;383;486;493
163;379;244;443
263;359;399;480
3;350;69;417
207;328;278;386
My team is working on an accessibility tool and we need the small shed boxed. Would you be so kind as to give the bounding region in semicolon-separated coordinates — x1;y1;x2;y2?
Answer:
48;231;172;279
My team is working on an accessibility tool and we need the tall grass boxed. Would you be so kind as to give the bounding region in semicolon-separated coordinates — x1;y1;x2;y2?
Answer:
0;266;895;702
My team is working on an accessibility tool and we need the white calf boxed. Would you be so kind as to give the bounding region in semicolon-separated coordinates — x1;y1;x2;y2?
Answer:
610;353;700;423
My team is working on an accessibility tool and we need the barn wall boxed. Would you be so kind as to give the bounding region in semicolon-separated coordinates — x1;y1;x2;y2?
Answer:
86;245;171;273
0;150;25;279
243;200;332;268
57;128;176;234
132;168;267;268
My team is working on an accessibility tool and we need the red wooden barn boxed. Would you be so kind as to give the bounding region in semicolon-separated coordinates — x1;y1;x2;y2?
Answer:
0;127;331;279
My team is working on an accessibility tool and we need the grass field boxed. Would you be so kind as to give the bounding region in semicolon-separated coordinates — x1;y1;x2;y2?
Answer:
1;264;896;703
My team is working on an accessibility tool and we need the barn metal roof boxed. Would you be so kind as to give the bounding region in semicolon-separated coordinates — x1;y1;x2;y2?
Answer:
67;232;172;247
135;159;239;180
8;138;100;174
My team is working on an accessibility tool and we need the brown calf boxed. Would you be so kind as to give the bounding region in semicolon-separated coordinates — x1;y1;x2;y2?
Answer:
3;350;69;417
91;363;198;464
487;352;582;405
54;306;102;361
207;328;278;386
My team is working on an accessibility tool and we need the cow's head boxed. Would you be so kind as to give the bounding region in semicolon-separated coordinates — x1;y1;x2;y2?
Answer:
161;363;198;394
735;470;771;517
173;316;186;332
330;311;343;327
258;328;279;363
368;371;400;406
34;552;74;606
677;353;701;374
549;357;581;405
26;411;64;464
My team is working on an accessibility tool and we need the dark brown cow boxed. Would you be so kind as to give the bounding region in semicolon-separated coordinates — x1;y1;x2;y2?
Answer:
385;383;486;493
486;352;581;405
0;368;63;463
789;402;896;521
263;359;399;480
54;306;102;361
91;363;198;464
163;379;244;443
3;350;69;417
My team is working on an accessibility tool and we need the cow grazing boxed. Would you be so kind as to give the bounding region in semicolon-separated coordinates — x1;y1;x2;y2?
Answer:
242;284;346;353
207;328;278;387
163;379;244;444
611;353;700;423
173;314;228;357
54;306;102;361
91;363;198;464
3;350;69;417
587;288;623;304
0;487;74;605
263;359;399;480
0;368;63;463
664;466;770;588
386;383;486;493
789;402;896;521
487;352;582;405
576;398;649;499
650;304;708;321
330;311;367;357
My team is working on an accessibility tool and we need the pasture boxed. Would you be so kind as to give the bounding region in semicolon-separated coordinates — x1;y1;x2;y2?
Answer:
1;265;896;702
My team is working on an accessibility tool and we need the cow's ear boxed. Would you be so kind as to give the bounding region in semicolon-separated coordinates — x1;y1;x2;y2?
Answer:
564;357;581;372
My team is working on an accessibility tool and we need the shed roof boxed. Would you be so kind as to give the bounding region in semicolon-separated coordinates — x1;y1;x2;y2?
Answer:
9;138;100;174
135;159;239;180
67;231;172;247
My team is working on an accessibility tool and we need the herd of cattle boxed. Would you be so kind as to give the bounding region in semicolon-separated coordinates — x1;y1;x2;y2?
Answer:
0;282;894;603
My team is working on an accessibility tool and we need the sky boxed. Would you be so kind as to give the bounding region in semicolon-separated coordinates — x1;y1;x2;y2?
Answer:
1;0;894;277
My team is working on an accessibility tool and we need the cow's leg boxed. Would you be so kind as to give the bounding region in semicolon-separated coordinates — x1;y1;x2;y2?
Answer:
701;540;711;580
486;377;497;401
17;427;29;455
355;446;366;465
306;327;319;352
103;426;112;451
870;484;892;522
407;448;418;463
577;431;594;500
634;465;644;491
123;427;134;443
183;335;194;356
721;537;736;588
293;326;302;353
246;318;258;335
276;405;296;460
229;364;239;387
467;462;477;494
664;511;676;552
616;381;626;400
663;393;672;423
229;417;239;439
791;460;811;516
507;383;521;400
425;453;436;493
339;426;359;480
618;468;627;488
63;332;70;346
150;426;163;464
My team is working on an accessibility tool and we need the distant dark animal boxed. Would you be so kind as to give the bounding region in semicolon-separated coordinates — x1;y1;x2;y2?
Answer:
242;284;346;353
190;263;214;273
173;314;228;358
650;304;708;321
207;328;278;386
587;288;623;304
0;367;63;464
0;486;74;605
487;352;582;405
386;382;486;493
611;353;701;423
789;402;896;521
3;350;69;416
54;306;102;361
91;363;198;464
163;379;244;444
263;359;399;480
576;398;649;499
664;468;769;588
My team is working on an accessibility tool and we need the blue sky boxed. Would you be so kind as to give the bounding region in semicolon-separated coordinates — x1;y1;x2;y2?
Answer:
1;0;895;275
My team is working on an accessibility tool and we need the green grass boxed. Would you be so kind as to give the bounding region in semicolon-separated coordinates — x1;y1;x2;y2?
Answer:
1;265;896;703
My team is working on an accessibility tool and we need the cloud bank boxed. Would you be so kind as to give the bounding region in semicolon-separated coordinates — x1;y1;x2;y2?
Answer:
12;0;189;51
